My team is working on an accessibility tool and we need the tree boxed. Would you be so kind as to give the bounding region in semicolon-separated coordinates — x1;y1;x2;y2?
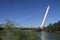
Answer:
45;21;60;32
4;20;39;40
0;24;6;40
0;20;39;40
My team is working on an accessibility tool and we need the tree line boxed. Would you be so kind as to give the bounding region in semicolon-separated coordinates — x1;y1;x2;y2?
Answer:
43;21;60;32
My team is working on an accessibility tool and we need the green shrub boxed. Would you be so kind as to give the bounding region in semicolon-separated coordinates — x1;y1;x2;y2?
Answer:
17;31;38;40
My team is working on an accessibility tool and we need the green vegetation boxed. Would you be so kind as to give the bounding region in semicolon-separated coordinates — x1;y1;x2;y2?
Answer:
0;20;39;40
0;20;60;40
44;21;60;32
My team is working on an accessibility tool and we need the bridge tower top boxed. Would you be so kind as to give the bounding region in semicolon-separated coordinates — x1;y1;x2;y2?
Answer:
40;6;50;29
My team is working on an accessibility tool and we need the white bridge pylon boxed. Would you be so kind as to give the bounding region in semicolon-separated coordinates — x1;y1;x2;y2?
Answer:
40;6;50;29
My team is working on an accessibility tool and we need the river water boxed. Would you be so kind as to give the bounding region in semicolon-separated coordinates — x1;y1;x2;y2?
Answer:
37;32;60;40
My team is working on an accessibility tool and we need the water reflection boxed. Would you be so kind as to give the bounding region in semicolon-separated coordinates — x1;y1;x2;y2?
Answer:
38;32;60;40
41;31;45;40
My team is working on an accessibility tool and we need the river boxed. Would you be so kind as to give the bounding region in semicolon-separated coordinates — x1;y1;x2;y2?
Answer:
37;32;60;40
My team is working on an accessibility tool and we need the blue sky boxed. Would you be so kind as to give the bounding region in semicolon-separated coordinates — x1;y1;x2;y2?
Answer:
0;0;60;28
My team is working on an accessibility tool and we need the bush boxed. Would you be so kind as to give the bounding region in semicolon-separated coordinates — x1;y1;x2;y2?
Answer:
17;31;38;40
